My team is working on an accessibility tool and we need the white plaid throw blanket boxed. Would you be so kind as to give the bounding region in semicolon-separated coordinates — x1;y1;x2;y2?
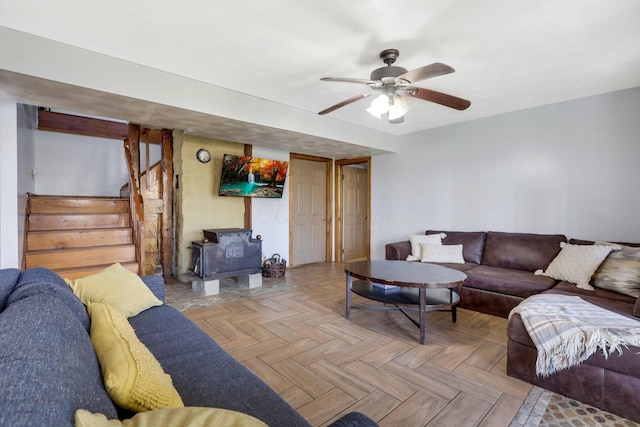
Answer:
509;294;640;376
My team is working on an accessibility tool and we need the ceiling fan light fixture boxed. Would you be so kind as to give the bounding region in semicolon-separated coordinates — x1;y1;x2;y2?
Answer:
388;95;412;120
366;94;390;119
319;49;470;121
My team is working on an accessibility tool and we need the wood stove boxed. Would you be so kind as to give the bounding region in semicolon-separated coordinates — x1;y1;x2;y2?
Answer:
190;228;262;280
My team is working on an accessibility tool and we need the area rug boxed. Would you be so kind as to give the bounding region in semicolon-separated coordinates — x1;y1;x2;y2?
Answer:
510;386;638;427
164;275;292;311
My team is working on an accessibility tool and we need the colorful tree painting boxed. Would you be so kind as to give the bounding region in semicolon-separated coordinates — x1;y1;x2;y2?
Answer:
219;154;289;198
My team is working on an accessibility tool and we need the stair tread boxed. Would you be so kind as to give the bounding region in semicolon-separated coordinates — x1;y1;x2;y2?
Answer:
28;227;132;234
28;212;130;231
25;243;135;255
54;262;139;277
28;196;130;215
55;262;139;273
29;194;127;199
29;212;129;216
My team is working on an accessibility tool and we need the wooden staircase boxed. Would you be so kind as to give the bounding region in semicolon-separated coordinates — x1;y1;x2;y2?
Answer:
24;194;139;279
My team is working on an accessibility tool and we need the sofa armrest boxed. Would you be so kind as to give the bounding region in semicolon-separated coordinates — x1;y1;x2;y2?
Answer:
0;268;21;311
385;241;411;260
141;275;165;303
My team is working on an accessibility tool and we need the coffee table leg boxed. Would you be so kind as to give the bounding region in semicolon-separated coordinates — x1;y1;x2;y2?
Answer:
345;274;352;319
419;288;426;344
451;288;457;323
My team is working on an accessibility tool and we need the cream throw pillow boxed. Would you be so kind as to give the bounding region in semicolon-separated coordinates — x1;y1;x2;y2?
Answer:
420;243;465;264
88;302;183;412
75;407;267;427
591;242;640;298
407;233;446;261
535;242;613;290
65;263;162;317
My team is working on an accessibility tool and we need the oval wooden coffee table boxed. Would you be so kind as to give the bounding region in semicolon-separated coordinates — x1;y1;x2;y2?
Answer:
345;260;467;344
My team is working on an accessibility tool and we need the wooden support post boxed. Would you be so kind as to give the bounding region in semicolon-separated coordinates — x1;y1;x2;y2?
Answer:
128;124;141;183
161;129;174;280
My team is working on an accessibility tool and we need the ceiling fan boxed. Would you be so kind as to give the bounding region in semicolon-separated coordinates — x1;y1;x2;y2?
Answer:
318;49;471;124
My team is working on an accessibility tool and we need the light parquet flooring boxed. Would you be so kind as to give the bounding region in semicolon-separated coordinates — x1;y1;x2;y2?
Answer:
181;262;532;427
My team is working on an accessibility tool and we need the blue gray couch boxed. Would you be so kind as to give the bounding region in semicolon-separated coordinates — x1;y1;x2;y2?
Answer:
0;267;377;426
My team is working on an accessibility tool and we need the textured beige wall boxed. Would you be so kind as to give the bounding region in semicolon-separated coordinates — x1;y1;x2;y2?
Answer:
173;131;245;280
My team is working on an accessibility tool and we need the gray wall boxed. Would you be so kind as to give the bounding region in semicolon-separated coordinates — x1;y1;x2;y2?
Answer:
17;104;37;266
370;87;640;259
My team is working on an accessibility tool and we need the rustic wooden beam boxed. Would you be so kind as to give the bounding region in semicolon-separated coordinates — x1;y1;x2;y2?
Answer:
161;129;174;280
37;110;164;144
244;144;252;231
37;110;128;139
128;124;141;181
140;128;163;145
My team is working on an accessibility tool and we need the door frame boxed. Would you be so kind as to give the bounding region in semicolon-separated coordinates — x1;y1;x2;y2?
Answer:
288;153;333;267
335;156;371;263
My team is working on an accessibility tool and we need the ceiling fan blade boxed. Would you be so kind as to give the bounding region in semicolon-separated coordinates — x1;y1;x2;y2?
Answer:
320;77;371;84
398;63;455;83
406;87;471;110
318;92;373;115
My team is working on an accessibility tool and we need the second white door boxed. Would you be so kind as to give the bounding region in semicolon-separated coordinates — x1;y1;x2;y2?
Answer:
292;158;327;265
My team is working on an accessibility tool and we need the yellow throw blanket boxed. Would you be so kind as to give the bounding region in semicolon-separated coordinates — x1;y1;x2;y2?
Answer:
509;294;640;376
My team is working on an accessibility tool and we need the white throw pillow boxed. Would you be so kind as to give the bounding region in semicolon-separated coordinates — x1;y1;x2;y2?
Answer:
407;233;446;261
535;242;614;290
420;243;465;264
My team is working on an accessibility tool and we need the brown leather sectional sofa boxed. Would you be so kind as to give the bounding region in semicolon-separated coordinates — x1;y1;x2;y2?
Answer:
385;230;640;422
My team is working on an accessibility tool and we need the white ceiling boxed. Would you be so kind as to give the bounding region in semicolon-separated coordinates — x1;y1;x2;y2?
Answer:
1;0;639;157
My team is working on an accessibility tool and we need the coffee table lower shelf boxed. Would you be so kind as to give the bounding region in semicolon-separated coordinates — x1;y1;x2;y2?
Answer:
348;280;460;344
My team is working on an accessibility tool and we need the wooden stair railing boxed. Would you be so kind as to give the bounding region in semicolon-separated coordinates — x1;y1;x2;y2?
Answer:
123;144;145;276
119;160;162;197
121;126;173;278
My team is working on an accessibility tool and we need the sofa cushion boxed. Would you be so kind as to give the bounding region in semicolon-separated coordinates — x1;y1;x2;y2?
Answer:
76;407;267;427
551;281;636;304
88;302;183;412
545;284;637;319
570;238;640;248
427;230;486;264
0;293;118;426
128;304;312;427
407;233;445;261
76;408;379;427
420;243;464;264
140;275;166;303
590;243;640;298
65;263;162;318
0;268;20;312
465;265;556;298
7;267;90;331
481;231;566;271
431;262;479;272
536;243;613;290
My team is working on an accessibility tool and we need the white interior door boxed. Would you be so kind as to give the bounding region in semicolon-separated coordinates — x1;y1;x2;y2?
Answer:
292;158;327;265
342;165;368;261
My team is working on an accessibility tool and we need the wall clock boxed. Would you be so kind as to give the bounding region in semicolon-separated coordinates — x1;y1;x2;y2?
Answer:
196;148;211;163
